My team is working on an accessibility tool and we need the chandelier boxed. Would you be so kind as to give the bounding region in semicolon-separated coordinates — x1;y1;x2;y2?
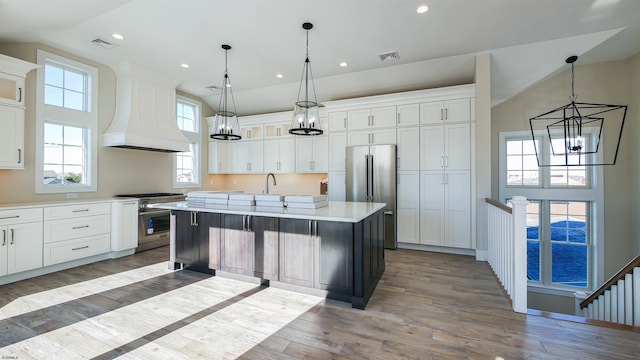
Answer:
210;44;241;140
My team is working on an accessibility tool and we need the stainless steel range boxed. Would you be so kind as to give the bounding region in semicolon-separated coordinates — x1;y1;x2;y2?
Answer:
115;193;186;252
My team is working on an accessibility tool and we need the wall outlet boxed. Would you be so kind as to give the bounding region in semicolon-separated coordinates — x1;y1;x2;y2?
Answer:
66;193;78;199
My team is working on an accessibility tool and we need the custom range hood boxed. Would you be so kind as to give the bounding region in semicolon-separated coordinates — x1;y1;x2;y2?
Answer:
103;62;190;152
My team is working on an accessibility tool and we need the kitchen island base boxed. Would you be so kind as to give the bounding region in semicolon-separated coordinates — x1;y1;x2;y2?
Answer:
166;202;385;309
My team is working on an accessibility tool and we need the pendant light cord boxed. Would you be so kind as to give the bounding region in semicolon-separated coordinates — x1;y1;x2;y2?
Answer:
570;61;577;103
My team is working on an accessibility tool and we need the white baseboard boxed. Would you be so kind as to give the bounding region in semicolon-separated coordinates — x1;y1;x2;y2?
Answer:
397;243;476;257
475;250;488;261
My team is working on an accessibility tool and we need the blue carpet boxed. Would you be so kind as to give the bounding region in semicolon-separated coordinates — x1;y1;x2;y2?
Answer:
527;221;587;287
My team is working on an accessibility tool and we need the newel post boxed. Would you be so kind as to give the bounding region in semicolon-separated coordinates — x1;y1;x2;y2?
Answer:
511;196;528;313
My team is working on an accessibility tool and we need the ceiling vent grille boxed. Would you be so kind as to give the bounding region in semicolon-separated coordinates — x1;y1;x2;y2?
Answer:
91;38;114;49
378;50;400;62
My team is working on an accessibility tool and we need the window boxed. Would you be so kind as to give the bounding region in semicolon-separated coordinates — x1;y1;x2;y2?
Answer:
500;131;603;291
174;97;201;187
36;50;98;193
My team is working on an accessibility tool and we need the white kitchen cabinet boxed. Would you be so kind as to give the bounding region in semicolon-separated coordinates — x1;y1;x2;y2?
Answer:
235;141;264;173
329;132;347;172
420;98;470;124
240;124;263;140
328;172;346;201
348;128;396;146
397;171;419;244
420;124;470;171
0;207;44;276
111;199;139;252
264;121;291;138
264;138;295;173
396;104;419;126
347;106;397;130
0;106;25;169
296;136;328;173
396;127;420;171
328;111;347;132
208;140;228;174
0;54;38;108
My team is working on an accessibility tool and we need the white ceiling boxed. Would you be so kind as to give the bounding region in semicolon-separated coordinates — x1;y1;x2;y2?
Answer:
1;0;639;115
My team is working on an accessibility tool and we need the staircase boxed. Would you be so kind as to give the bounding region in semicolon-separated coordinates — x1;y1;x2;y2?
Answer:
578;255;640;326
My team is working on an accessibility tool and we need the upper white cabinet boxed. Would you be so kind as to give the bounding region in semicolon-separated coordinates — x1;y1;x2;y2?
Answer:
208;140;228;174
328;111;347;132
396;104;419;126
420;98;470;124
296;136;328;173
420;124;470;171
347;106;396;130
235;140;264;173
348;128;396;146
396;127;420;171
264;138;295;173
0;54;38;170
240;124;263;140
0;106;25;169
329;132;347;172
264;121;291;138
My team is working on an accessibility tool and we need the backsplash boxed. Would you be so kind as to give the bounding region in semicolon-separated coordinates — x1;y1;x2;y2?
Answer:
207;173;327;195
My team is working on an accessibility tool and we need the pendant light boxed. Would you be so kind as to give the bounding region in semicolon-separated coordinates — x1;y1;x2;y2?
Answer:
210;44;241;140
529;56;627;166
289;22;323;136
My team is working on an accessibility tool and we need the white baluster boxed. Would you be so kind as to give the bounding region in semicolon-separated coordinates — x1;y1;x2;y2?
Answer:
617;278;625;324
593;299;599;320
634;267;640;326
598;294;605;321
625;273;633;326
604;290;611;322
611;285;618;323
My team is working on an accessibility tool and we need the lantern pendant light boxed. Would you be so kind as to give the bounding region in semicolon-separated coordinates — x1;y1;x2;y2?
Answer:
289;22;323;136
210;44;241;140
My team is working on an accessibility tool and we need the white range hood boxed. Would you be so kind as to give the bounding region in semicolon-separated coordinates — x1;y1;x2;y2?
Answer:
103;62;190;152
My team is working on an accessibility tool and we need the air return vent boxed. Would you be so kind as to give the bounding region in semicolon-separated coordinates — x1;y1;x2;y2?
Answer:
378;50;400;62
91;38;114;49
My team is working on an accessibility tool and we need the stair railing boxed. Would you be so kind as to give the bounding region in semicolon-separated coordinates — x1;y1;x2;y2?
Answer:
486;196;528;313
579;254;640;326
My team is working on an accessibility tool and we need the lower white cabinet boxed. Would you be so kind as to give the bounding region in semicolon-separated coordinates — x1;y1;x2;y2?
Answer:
420;170;470;248
111;199;139;251
397;171;420;244
0;106;25;169
328;172;346;201
0;207;43;276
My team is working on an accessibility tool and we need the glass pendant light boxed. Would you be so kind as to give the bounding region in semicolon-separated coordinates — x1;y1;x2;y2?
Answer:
289;22;323;136
210;44;241;140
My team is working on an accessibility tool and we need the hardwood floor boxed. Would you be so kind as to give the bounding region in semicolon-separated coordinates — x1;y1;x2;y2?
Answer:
1;247;638;359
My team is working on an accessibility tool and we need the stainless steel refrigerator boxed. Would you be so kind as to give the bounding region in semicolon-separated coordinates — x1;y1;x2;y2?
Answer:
346;144;397;249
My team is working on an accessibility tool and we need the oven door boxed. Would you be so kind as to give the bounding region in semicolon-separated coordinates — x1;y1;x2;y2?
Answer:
138;209;171;252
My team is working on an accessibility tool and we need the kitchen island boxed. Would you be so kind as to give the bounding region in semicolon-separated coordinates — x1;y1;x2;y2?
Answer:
157;201;386;309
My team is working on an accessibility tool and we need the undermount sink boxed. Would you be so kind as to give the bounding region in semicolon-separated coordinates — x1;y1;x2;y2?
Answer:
254;194;284;202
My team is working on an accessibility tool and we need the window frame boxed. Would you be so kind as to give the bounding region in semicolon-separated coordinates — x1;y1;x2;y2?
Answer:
173;96;202;188
35;49;99;194
499;130;605;292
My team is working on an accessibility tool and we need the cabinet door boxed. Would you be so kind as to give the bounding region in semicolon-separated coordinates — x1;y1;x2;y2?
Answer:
249;141;264;173
397;171;420;244
329;132;347;172
420;125;444;171
444;98;470;123
295;137;314;172
347;130;371;146
279;138;296;173
312;136;328;172
7;222;43;274
235;142;251;173
316;221;352;294
444;124;470;170
370;128;396;145
0;106;25;169
347;109;371;130
444;171;471;249
208;141;227;174
226;141;236;173
253;216;279;280
396;104;419;126
328;111;347;132
279;218;315;287
420;101;444;124
420;172;445;246
195;212;219;271
328;172;346;201
0;226;6;276
111;200;138;251
264;140;281;173
397;127;420;171
370;106;397;128
174;211;196;264
0;71;26;107
221;214;254;276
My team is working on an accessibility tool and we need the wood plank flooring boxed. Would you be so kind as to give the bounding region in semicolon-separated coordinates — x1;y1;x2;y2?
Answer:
1;247;639;359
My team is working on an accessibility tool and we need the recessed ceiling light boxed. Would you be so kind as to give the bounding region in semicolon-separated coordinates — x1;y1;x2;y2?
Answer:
180;63;190;69
112;33;124;40
276;73;284;78
417;5;429;14
339;62;348;67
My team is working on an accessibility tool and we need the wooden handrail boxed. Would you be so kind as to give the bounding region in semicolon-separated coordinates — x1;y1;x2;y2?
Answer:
580;254;640;308
485;197;512;214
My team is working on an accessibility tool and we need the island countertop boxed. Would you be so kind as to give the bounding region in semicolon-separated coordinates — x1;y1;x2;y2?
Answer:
155;201;386;223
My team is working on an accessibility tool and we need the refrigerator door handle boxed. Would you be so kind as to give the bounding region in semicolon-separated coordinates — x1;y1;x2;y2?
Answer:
368;155;374;201
365;154;370;201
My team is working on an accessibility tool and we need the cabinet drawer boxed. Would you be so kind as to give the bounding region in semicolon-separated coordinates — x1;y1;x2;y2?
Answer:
44;214;110;243
43;233;110;266
44;202;110;220
0;207;42;226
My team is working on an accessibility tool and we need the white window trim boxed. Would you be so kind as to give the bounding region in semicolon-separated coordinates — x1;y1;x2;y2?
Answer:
173;96;202;189
35;49;99;194
499;130;605;290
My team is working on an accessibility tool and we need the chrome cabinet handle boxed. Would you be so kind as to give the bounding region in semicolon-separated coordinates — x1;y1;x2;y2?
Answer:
371;115;374;127
72;225;89;230
308;220;312;236
18;149;22;164
0;215;19;220
72;209;90;213
445;108;448;120
397;113;400;124
10;229;14;244
343;117;346;129
2;229;5;246
72;245;89;251
18;88;22;102
314;220;318;236
444;156;448;167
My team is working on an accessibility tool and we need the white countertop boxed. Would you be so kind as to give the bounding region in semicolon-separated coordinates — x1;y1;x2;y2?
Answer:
155;201;387;223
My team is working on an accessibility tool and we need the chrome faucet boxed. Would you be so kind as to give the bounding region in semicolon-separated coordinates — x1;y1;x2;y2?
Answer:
265;173;277;194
